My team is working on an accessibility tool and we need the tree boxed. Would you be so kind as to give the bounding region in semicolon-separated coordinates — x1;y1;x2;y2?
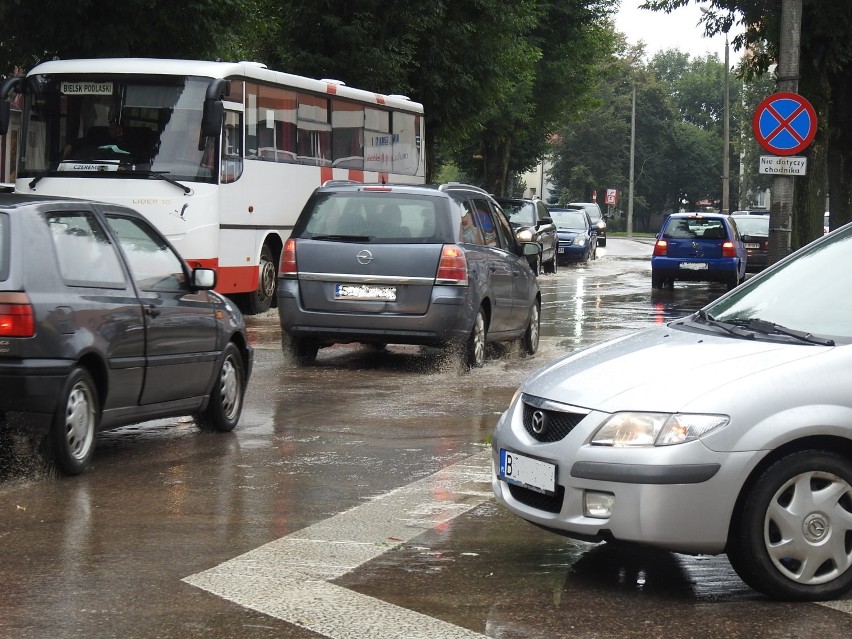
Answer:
643;0;852;249
0;0;247;70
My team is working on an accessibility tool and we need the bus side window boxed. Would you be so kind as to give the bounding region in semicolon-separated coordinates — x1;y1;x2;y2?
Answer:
222;110;244;184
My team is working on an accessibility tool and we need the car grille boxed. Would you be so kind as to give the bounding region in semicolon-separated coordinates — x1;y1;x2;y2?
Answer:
508;482;564;513
521;399;586;443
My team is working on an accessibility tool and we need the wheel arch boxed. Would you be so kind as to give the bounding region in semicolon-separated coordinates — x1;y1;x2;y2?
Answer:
76;351;108;415
727;435;852;546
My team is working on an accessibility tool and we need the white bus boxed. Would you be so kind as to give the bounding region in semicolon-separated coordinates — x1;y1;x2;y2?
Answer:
0;58;425;313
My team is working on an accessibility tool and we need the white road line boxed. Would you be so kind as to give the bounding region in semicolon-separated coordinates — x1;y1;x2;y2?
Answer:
183;449;493;638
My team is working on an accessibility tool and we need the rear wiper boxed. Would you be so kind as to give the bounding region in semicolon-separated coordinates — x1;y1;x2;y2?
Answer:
691;309;755;339
728;317;835;346
309;234;371;242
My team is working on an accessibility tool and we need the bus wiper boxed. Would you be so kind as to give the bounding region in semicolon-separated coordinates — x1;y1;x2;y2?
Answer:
28;164;60;189
127;170;192;195
693;309;755;339
728;317;835;346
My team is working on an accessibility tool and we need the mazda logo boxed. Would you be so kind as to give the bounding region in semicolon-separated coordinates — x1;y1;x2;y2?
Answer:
356;249;374;264
531;410;547;434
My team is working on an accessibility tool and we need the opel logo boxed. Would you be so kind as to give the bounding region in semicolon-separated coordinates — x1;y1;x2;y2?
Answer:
531;410;547;434
356;249;374;264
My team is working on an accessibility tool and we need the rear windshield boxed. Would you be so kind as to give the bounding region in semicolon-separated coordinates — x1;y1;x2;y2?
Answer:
733;216;769;236
296;192;449;243
663;217;729;240
0;213;8;281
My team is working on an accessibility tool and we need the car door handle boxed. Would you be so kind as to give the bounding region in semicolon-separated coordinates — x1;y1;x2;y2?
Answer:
145;304;161;318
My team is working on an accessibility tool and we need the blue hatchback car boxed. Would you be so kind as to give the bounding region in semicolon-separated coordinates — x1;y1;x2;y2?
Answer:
549;206;597;263
652;212;747;290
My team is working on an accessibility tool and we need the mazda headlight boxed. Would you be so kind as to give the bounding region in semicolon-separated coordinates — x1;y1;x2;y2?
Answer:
591;412;729;447
516;228;534;243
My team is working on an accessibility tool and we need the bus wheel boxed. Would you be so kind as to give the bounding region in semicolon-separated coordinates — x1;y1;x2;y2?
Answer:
245;244;277;314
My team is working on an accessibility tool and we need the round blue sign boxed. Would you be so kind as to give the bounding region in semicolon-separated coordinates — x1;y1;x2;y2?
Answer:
752;92;817;156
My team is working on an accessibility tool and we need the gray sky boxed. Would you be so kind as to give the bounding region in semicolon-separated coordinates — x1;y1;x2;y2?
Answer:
615;1;742;62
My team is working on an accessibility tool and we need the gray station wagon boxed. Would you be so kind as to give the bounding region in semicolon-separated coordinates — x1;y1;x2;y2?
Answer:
277;182;542;369
0;194;252;475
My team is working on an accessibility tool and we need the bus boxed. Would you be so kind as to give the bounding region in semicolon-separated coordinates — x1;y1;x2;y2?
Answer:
0;58;425;313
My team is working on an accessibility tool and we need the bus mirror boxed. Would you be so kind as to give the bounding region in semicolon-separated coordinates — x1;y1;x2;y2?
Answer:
0;76;24;135
201;99;224;137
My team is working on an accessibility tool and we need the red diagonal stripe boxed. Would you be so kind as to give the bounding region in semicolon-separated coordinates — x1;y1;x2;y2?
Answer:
765;103;807;144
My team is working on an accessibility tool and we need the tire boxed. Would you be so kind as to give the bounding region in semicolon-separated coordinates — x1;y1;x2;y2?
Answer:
283;333;319;365
727;450;852;601
598;237;607;247
244;244;277;315
532;252;542;276
544;251;558;275
48;367;98;476
464;307;488;370
521;299;540;356
726;274;739;291
195;343;245;432
651;272;665;289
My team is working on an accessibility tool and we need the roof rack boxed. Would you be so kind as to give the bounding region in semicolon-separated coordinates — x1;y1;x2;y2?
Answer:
439;182;488;195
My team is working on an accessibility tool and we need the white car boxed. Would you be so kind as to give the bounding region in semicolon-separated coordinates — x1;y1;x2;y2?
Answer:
492;219;852;600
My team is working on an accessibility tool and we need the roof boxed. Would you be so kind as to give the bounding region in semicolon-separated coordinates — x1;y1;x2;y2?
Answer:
26;58;423;113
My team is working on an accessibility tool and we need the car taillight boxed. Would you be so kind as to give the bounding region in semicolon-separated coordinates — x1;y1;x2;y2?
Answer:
721;241;737;258
653;240;668;256
436;245;468;285
0;292;35;337
280;238;297;276
762;241;769;250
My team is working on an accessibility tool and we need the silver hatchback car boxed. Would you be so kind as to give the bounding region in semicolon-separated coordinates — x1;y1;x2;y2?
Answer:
492;220;852;600
277;182;541;369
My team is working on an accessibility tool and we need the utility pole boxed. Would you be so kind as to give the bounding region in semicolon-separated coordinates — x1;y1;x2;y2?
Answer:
627;82;635;239
768;0;802;264
722;35;731;213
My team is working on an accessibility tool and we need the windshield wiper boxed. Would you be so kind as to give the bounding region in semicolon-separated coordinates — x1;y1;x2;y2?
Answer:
28;163;60;190
126;170;192;195
309;234;372;242
692;309;756;339
727;317;835;346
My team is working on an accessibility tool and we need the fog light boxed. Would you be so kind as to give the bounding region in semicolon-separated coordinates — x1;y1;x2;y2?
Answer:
584;491;614;518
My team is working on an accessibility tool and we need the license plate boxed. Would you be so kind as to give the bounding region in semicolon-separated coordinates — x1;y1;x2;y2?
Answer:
679;262;708;270
499;449;556;494
558;248;565;253
745;243;760;249
334;284;397;301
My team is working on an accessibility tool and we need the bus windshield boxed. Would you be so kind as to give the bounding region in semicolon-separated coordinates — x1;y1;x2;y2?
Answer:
20;75;217;184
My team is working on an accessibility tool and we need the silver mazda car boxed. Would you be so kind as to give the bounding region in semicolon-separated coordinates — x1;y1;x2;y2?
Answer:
492;221;852;600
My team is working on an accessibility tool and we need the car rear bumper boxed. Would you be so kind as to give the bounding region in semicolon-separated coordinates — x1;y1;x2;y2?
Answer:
651;256;741;281
277;281;475;346
0;359;73;434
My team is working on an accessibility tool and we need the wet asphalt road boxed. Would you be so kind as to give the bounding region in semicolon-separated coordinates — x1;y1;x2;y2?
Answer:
2;237;851;639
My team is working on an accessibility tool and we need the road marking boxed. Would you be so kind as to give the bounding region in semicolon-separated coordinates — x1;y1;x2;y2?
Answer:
183;449;493;638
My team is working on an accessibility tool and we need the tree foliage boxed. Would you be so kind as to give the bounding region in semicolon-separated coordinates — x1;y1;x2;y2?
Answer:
0;0;246;68
644;0;852;249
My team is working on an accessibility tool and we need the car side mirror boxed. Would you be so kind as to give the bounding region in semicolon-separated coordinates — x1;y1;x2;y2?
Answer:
523;243;541;257
540;217;553;226
192;267;217;290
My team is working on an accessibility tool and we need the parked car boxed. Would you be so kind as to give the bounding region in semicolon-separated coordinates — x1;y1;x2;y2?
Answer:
494;197;558;275
732;213;769;273
277;182;542;369
492;219;852;601
548;206;597;263
569;201;607;246
0;193;252;475
651;212;747;290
